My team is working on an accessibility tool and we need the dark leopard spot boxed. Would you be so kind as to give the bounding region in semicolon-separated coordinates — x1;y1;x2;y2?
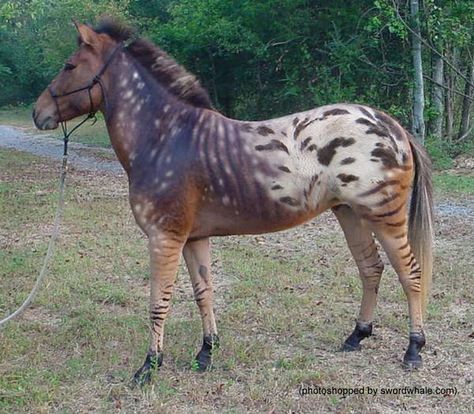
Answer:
340;157;355;165
371;147;399;169
337;173;359;183
317;137;356;166
366;126;389;137
374;111;405;141
323;108;350;117
256;125;275;136
300;137;312;151
255;139;289;154
359;106;376;120
278;166;291;173
294;117;314;139
356;118;376;127
280;196;300;207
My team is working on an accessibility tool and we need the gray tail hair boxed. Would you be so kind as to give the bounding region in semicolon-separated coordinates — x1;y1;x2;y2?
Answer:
408;135;434;316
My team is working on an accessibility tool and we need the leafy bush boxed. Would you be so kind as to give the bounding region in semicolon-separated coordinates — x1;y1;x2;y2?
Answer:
425;136;454;170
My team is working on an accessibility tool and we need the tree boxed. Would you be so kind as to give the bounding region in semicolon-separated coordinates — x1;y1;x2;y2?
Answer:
410;0;425;143
458;53;473;140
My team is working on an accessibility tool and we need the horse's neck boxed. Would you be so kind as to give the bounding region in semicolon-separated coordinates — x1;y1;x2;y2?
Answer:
102;54;193;172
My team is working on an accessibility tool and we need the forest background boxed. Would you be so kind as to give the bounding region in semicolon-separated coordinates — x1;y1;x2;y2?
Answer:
1;0;473;167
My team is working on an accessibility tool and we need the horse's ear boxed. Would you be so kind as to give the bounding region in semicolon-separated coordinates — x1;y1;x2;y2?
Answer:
74;21;98;47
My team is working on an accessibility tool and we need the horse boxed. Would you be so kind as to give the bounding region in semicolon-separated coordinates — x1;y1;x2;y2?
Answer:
33;19;433;384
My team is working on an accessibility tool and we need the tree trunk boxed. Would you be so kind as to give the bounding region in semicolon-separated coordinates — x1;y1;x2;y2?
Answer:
430;52;444;139
458;55;474;140
410;0;425;144
444;47;457;142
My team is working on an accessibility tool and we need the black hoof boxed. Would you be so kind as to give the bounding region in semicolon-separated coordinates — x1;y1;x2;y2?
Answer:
341;322;373;352
403;332;425;369
193;334;219;371
132;351;163;386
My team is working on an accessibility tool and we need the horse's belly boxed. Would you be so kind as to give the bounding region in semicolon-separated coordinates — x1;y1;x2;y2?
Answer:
189;201;325;238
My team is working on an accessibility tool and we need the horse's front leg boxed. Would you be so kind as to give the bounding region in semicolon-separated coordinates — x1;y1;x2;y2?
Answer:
133;231;186;385
182;237;219;371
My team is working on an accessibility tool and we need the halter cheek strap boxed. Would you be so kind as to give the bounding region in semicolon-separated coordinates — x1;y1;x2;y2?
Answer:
47;42;123;155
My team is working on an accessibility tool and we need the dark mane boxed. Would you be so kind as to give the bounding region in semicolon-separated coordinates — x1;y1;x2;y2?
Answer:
94;18;213;109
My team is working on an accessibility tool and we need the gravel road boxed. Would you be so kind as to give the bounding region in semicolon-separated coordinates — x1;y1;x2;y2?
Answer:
0;125;122;173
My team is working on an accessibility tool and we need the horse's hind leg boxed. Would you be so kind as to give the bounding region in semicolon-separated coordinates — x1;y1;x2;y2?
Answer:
182;237;219;371
332;205;384;351
370;224;425;368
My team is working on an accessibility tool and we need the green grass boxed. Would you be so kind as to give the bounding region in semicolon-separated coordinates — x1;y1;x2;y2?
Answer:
0;105;110;148
0;106;35;128
433;173;474;194
0;148;473;413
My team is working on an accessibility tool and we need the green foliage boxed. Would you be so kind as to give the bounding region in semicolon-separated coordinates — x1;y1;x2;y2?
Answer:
0;0;472;163
0;0;131;106
0;0;415;120
425;136;455;170
425;0;474;47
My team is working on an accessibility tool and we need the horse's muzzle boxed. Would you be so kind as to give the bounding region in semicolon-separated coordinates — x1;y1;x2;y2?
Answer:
32;107;58;130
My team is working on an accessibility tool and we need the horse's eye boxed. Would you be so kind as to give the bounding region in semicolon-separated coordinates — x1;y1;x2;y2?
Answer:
64;62;76;71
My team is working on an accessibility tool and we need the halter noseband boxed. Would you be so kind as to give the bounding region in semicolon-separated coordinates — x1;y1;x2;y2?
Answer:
47;42;124;155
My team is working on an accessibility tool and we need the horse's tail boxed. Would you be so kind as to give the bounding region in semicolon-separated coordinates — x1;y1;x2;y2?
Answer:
408;135;434;316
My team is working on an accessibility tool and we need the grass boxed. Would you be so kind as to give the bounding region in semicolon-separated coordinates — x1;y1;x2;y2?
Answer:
433;173;474;195
0;105;110;148
0;147;473;412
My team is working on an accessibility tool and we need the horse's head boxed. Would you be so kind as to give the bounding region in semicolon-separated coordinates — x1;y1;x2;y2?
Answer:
33;22;118;130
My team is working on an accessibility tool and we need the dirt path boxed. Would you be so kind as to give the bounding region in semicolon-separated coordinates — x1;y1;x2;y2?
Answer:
0;125;122;173
1;124;473;219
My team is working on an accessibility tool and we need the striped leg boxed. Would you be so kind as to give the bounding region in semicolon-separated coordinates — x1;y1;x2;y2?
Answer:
333;205;384;351
372;225;425;368
183;237;219;371
133;232;185;385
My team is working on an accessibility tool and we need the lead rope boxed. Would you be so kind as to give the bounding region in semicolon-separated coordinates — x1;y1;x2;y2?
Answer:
0;88;97;328
0;138;68;327
0;42;122;328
